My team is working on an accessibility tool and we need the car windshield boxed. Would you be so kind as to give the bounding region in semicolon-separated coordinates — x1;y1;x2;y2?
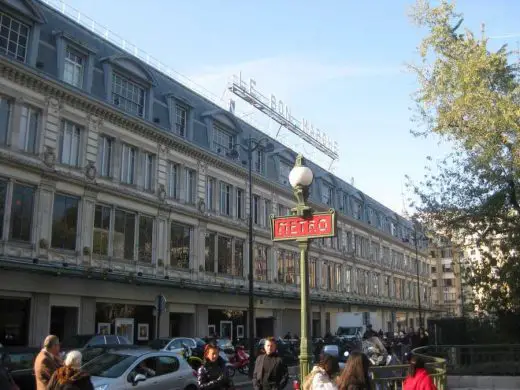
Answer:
337;327;361;336
83;353;137;378
217;339;232;348
195;338;206;347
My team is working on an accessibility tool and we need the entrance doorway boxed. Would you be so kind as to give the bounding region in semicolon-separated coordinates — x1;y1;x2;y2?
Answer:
169;313;194;337
50;306;78;342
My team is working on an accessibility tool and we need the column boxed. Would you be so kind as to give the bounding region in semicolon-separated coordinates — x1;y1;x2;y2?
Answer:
85;114;101;170
197;223;207;272
36;180;55;255
80;190;97;262
156;209;169;266
29;293;50;347
79;297;96;334
195;304;208;337
159;307;170;338
42;97;62;159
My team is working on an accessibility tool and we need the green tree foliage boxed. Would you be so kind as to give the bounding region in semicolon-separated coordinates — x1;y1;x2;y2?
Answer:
408;0;520;314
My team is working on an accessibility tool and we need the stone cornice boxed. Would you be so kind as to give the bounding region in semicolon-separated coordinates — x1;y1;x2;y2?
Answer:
0;56;425;257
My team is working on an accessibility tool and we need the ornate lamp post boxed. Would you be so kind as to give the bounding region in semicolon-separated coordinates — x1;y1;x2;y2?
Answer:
288;155;315;379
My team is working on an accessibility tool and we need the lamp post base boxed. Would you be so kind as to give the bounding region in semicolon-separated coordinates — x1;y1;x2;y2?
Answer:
299;348;312;380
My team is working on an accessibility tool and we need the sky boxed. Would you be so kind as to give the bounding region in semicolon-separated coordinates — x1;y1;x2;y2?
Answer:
53;0;520;215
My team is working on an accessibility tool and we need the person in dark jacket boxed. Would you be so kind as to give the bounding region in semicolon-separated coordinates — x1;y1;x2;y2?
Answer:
253;337;288;390
197;344;232;390
47;350;93;390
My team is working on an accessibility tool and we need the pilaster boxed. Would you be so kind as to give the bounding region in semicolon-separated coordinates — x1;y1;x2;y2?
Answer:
80;190;97;260
29;293;50;347
195;304;208;337
43;96;62;154
79;296;96;334
85;114;102;167
36;180;56;255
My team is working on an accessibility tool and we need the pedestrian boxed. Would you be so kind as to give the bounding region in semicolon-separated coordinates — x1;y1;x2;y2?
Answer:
197;344;232;390
403;355;437;390
47;350;93;390
34;335;63;390
336;351;371;390
303;354;339;390
252;337;288;390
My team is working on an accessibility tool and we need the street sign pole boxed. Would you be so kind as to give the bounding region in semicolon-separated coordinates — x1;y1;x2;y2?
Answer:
156;294;166;339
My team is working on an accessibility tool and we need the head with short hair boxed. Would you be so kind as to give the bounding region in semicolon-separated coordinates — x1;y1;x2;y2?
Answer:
264;337;277;355
43;335;60;356
65;350;82;369
317;354;339;377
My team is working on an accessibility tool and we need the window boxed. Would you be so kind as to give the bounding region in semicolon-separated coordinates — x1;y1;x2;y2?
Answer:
93;205;110;256
309;258;317;289
212;125;233;155
18;105;39;153
111;72;145;117
170;223;190;268
254;244;268;281
279;162;291;185
121;144;136;184
0;180;6;238
254;149;264;174
114;209;136;261
444;278;453;287
167;162;179;199
432;280;437;288
98;136;113;177
142;152;155;191
234;239;244;277
217;235;232;274
51;194;79;250
64;47;84;87
236;188;244;219
345;267;352;293
220;182;232;216
0;96;10;145
278;250;299;285
253;195;260;225
10;184;34;241
278;204;289;216
138;215;153;263
204;232;216;272
263;200;271;227
175;105;187;137
185;168;196;204
322;184;333;206
60;120;81;167
0;12;29;62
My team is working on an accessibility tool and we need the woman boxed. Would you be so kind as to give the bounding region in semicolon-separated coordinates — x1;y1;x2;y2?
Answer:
47;350;93;390
336;351;371;390
303;354;339;390
403;356;437;390
197;344;232;390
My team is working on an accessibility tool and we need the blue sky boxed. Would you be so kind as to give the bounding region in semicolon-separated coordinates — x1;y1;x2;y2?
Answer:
56;0;520;215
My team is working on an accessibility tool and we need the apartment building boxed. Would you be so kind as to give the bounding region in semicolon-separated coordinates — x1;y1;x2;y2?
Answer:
0;0;432;347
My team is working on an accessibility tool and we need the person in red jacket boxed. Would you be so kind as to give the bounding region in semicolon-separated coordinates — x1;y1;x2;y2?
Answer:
403;356;437;390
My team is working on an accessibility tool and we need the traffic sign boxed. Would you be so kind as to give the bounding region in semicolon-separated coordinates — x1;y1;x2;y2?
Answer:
271;210;336;241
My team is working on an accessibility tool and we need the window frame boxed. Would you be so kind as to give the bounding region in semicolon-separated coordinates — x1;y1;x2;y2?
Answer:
51;193;80;251
97;135;114;178
59;119;82;168
212;123;234;156
120;143;137;185
17;103;40;154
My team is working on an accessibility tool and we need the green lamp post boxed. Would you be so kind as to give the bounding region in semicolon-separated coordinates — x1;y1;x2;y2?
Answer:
288;154;314;379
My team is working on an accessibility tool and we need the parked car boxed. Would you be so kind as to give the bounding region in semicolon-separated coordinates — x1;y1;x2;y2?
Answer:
62;334;131;351
162;337;206;358
84;348;198;390
79;344;141;365
0;346;40;390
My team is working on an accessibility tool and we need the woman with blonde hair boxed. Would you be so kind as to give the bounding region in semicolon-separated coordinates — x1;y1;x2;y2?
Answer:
336;351;371;390
47;350;93;390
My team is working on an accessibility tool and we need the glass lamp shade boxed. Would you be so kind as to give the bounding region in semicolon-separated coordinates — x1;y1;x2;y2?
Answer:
289;166;314;188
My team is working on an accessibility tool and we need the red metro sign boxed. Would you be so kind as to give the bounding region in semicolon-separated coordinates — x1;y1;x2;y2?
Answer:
271;210;337;241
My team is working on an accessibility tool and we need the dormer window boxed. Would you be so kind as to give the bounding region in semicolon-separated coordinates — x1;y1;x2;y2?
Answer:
64;47;84;87
213;124;234;156
279;161;291;185
112;72;145;117
175;104;187;136
254;148;265;174
322;183;334;206
0;11;29;62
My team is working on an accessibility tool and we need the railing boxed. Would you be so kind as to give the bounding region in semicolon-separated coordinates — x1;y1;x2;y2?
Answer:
370;347;446;390
417;344;520;376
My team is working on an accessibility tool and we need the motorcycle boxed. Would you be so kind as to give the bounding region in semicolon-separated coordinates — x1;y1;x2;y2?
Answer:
181;343;204;370
227;345;250;375
219;349;237;377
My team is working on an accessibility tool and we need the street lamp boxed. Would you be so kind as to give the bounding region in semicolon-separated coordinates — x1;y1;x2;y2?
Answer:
411;225;429;328
228;136;273;378
288;155;314;379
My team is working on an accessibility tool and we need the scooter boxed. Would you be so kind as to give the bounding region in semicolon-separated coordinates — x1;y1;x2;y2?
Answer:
228;345;250;375
181;343;204;370
219;350;237;377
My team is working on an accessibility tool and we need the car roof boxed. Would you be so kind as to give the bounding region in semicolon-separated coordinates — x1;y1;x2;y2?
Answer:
109;348;188;358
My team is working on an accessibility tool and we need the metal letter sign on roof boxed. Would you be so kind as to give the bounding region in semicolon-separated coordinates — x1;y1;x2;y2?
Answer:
228;74;339;161
271;210;337;242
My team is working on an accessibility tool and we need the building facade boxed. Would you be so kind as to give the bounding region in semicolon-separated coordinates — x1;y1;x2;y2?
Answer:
0;0;432;347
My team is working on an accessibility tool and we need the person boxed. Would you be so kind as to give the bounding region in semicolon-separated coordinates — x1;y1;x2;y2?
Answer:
418;328;429;348
47;350;93;390
362;325;376;339
284;332;292;340
197;344;232;390
403;355;437;390
34;335;63;390
303;354;339;390
253;337;288;390
336;351;371;390
0;352;19;390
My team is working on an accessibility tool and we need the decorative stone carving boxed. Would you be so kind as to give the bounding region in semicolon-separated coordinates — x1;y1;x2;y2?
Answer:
198;198;206;213
158;184;166;201
43;146;56;167
39;238;49;249
159;144;168;154
85;160;97;180
87;113;103;130
45;96;62;115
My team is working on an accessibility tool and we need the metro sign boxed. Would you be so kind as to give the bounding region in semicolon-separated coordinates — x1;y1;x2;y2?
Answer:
271;210;337;241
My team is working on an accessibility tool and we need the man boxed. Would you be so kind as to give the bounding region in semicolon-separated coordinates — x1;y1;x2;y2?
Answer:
34;335;62;390
253;337;288;390
362;324;377;339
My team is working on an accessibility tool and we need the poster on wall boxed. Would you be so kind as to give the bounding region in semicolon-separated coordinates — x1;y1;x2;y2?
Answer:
97;323;111;335
137;323;149;341
115;318;134;344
